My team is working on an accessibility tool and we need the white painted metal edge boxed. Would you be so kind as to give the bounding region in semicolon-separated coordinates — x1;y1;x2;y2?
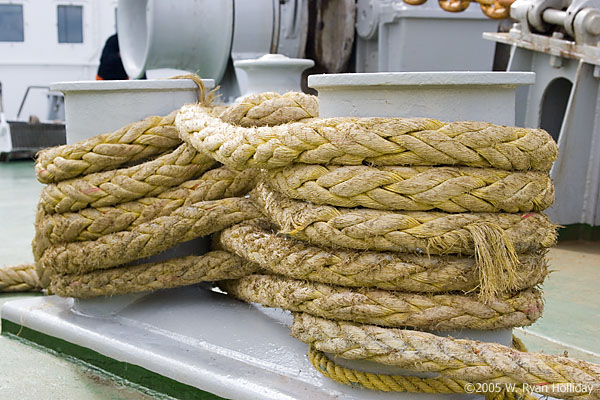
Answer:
50;79;215;92
1;287;478;400
308;72;536;88
234;54;314;69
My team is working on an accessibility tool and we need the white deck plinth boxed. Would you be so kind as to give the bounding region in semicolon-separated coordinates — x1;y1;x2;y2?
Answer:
309;72;535;125
2;286;479;400
50;79;215;144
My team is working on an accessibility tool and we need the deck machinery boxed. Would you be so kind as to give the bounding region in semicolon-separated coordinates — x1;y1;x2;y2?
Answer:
486;0;600;235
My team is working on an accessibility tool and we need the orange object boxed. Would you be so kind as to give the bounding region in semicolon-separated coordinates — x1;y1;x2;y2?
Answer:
480;0;511;19
438;0;471;12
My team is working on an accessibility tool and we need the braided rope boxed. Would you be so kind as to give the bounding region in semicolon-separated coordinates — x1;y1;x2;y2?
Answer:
253;181;557;255
38;166;258;243
30;203;53;290
217;220;548;293
34;91;306;185
0;264;41;292
219;92;319;127
308;345;539;400
32;203;49;262
220;274;543;330
176;102;558;171
267;164;555;213
50;250;256;298
36;111;182;184
17;90;311;295
40;143;216;214
41;197;261;275
253;182;557;299
292;314;600;400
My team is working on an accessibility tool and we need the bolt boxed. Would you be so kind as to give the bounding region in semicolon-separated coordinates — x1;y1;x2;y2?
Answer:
585;14;600;36
550;54;563;68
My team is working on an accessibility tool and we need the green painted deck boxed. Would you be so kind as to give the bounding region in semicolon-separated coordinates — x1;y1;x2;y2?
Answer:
0;161;168;399
1;160;599;398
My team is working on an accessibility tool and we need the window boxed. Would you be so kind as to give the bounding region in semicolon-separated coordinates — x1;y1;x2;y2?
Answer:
57;5;82;43
0;4;24;42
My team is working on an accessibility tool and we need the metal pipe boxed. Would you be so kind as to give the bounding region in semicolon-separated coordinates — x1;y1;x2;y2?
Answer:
16;85;49;120
543;8;567;27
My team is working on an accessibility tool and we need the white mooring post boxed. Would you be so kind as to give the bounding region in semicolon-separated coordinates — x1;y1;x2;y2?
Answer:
233;54;314;102
50;79;215;144
48;78;215;316
308;71;535;376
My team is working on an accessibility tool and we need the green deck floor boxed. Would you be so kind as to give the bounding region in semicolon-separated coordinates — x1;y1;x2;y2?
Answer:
1;160;599;398
0;161;168;399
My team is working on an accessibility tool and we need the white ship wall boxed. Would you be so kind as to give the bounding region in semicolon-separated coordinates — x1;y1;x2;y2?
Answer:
0;0;118;120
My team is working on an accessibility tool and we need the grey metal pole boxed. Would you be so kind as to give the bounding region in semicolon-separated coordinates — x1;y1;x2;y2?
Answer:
0;81;4;113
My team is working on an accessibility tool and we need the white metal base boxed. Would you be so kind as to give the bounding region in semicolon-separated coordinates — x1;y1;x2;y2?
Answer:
2;286;479;400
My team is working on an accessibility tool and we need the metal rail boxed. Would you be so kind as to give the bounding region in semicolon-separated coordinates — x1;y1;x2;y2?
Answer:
0;81;4;113
16;85;49;120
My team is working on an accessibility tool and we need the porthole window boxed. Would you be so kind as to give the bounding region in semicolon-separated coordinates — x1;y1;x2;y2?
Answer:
0;4;24;42
57;5;83;43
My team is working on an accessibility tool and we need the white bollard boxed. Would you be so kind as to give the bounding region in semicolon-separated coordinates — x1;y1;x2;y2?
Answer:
310;72;535;125
50;79;214;144
308;71;535;380
49;78;215;315
234;54;314;101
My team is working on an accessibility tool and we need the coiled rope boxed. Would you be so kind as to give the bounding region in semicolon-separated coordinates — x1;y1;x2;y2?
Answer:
35;111;181;184
2;80;598;399
266;164;555;213
4;84;317;298
219;274;544;330
176;102;558;171
295;314;599;399
0;264;41;292
216;220;548;292
307;337;538;399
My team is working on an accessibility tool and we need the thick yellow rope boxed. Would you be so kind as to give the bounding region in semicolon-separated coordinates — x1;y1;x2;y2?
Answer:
253;180;556;300
36;91;316;185
308;345;540;400
4;87;596;400
41;197;261;275
293;314;600;400
308;337;540;400
253;181;557;255
176;103;558;171
37;166;258;244
40;143;216;214
35;112;181;184
12;90;314;296
220;274;543;330
50;251;255;298
176;90;597;398
267;164;555;212
217;220;548;293
219;92;319;127
0;264;41;292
